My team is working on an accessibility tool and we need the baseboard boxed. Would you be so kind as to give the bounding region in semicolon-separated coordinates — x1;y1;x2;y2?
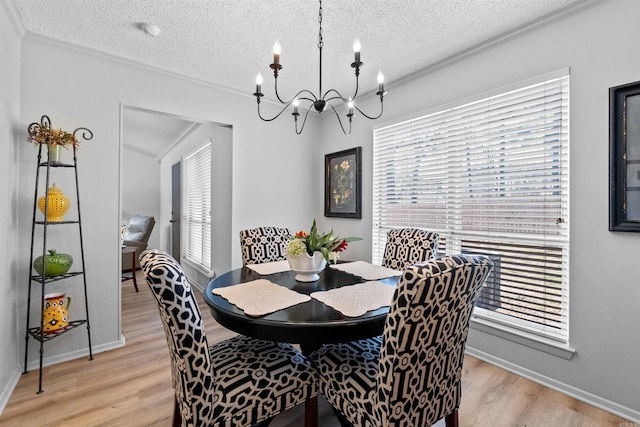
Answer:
190;280;205;293
0;336;126;417
25;335;126;372
0;368;22;416
465;346;640;424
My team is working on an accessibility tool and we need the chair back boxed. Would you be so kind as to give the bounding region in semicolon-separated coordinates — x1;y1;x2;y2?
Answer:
140;249;214;427
381;228;439;270
124;215;155;243
240;226;291;265
376;254;493;426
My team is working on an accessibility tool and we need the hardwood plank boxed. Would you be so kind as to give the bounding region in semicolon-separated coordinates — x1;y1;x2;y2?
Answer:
1;271;635;426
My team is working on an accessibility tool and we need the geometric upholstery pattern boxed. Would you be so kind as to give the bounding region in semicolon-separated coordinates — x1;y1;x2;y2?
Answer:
381;228;439;271
139;249;318;427
310;254;493;427
240;226;291;266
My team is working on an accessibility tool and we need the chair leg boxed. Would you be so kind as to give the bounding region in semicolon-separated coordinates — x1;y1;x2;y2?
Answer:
253;419;274;427
445;409;459;427
330;405;354;427
305;395;319;427
172;397;182;427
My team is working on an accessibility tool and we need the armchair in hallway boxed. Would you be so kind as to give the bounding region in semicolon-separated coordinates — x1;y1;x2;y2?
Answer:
122;215;155;270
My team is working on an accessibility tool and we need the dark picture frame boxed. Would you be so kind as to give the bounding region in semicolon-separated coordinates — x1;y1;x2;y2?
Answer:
325;147;362;218
610;81;640;231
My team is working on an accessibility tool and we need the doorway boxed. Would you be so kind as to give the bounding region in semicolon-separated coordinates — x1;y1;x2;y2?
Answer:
120;104;233;310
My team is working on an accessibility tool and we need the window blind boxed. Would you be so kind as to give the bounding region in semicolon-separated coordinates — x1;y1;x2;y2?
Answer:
372;73;569;342
182;142;212;271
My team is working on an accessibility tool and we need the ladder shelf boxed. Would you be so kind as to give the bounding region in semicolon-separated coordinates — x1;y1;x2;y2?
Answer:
23;115;94;394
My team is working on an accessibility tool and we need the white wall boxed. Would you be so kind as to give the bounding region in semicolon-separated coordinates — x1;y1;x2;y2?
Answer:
16;32;319;374
0;0;22;412
121;148;161;252
319;0;640;421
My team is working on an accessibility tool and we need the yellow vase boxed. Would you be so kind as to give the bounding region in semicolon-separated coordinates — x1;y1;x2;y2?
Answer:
37;183;71;222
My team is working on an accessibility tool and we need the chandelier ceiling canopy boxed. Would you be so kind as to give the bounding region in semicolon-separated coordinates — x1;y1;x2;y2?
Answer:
253;0;386;135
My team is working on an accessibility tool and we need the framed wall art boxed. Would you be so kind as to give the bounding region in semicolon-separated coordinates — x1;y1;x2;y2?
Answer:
609;80;640;231
325;147;362;218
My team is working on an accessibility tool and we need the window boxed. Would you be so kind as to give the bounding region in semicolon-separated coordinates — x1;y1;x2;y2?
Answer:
182;142;211;271
373;71;569;343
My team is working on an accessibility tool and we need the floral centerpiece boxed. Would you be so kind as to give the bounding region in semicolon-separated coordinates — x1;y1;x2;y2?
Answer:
285;219;361;282
286;219;361;263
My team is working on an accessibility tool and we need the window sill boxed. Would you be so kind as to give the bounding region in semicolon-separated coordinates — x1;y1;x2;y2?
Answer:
181;257;215;278
470;317;576;360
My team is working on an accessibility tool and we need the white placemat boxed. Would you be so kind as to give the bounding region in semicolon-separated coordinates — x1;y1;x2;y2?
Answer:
212;279;310;317
245;260;291;275
310;281;397;317
329;261;402;280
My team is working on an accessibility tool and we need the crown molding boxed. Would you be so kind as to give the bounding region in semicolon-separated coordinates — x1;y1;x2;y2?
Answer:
156;122;201;162
20;30;324;119
122;143;156;160
1;0;27;37
390;0;609;90
21;31;254;100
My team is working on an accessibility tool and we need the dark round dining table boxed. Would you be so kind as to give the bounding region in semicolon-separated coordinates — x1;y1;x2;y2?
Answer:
204;264;399;427
203;264;400;353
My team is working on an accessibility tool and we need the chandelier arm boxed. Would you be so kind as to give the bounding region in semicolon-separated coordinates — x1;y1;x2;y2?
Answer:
328;104;352;136
273;80;319;105
257;101;296;122
295;104;315;135
290;90;318;104
324;95;348;104
351;73;360;100
273;77;288;104
297;96;317;103
322;89;348;103
354;100;384;120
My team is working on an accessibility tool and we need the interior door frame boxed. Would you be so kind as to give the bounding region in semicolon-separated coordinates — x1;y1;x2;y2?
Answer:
171;161;181;261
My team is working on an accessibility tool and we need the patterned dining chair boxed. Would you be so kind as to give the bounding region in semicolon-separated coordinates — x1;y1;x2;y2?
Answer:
240;226;291;265
310;254;493;427
139;249;318;427
381;228;439;271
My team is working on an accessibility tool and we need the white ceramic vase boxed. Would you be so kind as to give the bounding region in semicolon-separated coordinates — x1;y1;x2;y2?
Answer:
47;144;62;165
287;251;327;282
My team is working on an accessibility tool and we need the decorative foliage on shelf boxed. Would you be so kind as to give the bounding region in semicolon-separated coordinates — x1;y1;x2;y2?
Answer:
286;219;361;263
27;115;93;149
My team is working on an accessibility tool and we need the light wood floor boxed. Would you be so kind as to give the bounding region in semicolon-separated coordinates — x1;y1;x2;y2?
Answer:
1;271;636;427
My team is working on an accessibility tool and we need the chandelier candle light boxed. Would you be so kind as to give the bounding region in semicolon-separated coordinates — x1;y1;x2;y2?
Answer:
253;0;387;135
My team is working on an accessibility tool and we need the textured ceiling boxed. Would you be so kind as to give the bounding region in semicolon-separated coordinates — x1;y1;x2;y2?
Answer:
8;0;596;155
10;0;592;100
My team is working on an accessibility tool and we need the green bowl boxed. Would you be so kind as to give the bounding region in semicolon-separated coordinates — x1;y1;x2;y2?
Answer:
33;249;73;277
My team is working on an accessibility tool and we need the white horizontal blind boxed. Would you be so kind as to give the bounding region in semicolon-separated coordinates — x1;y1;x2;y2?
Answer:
182;142;211;271
373;73;569;341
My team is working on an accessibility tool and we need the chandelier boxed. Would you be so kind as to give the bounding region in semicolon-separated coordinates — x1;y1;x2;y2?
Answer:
253;0;386;135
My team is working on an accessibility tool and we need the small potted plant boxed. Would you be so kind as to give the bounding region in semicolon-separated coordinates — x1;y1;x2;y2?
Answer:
27;115;89;164
285;219;361;282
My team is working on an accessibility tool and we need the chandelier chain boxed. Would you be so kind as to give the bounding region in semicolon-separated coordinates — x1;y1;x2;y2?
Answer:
318;0;324;49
